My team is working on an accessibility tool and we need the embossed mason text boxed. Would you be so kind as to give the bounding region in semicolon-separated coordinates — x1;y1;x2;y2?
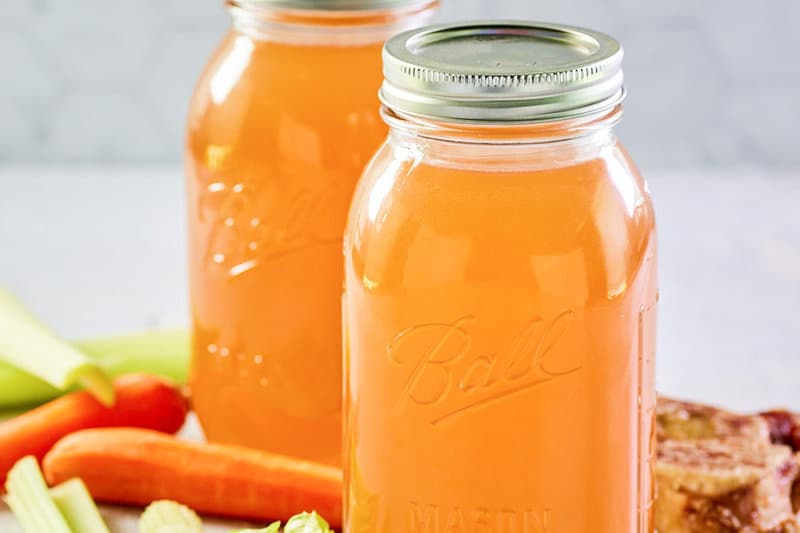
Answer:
409;502;552;533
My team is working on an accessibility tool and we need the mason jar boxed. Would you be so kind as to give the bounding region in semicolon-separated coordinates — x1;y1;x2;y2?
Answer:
343;22;658;531
185;0;438;466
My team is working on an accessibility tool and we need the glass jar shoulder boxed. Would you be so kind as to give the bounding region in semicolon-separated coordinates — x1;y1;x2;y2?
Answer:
187;31;386;168
189;31;384;114
345;140;656;295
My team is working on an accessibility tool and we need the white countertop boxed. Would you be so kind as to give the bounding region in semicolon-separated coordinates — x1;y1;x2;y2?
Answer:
0;165;798;531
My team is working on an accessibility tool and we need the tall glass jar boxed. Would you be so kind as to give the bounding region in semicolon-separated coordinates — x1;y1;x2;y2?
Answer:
186;0;437;466
344;22;658;531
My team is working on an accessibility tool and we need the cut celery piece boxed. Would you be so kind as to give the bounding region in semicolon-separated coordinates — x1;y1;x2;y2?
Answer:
50;478;110;533
139;500;204;533
0;367;56;409
0;289;114;405
76;329;190;384
229;524;280;533
0;328;189;408
4;456;71;533
285;512;333;533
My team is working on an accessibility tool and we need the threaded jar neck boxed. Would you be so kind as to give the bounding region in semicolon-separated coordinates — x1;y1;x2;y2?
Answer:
227;0;438;45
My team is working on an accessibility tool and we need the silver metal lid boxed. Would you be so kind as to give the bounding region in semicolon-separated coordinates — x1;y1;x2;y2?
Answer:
239;0;432;11
380;21;625;123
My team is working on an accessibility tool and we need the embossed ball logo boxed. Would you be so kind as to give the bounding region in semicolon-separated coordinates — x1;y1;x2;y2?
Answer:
388;311;581;425
199;178;348;277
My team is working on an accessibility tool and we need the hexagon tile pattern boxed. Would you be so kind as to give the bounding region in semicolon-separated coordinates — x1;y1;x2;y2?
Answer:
1;0;798;170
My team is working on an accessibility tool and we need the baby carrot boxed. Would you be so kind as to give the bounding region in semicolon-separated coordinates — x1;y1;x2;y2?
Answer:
43;428;343;528
0;374;188;486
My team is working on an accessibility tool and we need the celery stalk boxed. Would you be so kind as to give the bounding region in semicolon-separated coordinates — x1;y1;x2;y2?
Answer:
50;478;110;533
285;512;333;533
4;456;72;533
0;368;57;409
0;289;114;406
229;524;280;533
139;500;204;533
76;329;190;384
0;329;190;409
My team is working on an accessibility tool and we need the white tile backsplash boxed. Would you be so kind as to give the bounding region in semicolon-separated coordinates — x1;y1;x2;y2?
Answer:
1;0;798;170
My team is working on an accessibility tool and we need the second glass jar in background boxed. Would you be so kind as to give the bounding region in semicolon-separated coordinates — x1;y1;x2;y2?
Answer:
185;0;437;466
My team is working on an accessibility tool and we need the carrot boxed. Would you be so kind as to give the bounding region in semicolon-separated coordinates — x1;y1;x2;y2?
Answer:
0;374;187;486
42;428;344;528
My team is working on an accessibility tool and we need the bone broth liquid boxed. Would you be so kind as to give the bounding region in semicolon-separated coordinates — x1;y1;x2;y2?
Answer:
186;0;437;466
344;23;658;532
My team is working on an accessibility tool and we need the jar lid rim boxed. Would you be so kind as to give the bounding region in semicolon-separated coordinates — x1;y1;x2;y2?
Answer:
380;20;625;123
